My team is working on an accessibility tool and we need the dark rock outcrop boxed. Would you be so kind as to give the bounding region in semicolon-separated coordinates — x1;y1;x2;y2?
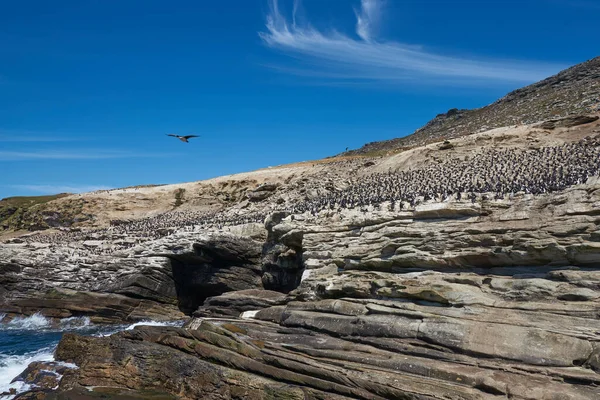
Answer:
261;212;305;292
169;234;264;314
538;115;599;129
0;233;266;322
438;140;454;150
246;183;278;202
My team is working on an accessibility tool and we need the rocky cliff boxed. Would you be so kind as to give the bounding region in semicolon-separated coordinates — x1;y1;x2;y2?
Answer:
10;178;600;399
2;56;600;399
2;113;600;399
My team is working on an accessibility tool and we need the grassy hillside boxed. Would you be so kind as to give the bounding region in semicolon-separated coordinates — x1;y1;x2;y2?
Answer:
0;193;84;232
350;56;600;155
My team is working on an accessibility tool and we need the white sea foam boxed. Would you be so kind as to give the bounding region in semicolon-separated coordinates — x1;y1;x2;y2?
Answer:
95;319;185;337
240;310;259;320
0;381;31;400
59;316;91;330
0;315;184;399
0;315;93;334
125;320;184;330
54;361;78;370
1;313;51;331
0;347;54;399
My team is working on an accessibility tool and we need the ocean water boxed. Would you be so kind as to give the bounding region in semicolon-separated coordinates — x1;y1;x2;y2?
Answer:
0;313;184;399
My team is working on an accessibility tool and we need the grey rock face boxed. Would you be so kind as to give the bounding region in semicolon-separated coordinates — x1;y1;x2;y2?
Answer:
0;232;265;322
288;183;600;281
261;212;305;292
43;319;600;400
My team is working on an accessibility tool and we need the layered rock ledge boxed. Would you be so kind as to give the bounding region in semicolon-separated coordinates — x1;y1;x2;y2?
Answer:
6;178;600;399
3;118;600;399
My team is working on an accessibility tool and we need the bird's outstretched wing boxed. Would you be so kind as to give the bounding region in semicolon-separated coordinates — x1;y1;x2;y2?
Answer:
182;135;199;139
167;134;179;138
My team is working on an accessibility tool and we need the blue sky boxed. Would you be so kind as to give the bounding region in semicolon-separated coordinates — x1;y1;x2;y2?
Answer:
0;0;597;199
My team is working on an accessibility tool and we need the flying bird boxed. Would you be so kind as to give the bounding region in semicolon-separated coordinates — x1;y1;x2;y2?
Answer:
167;134;199;143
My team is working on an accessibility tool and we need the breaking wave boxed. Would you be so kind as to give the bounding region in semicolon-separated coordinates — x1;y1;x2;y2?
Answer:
1;313;51;331
0;346;55;399
59;316;91;330
0;312;184;399
95;319;185;337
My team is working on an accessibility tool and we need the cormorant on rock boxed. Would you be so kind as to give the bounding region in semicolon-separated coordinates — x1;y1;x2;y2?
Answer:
167;134;199;143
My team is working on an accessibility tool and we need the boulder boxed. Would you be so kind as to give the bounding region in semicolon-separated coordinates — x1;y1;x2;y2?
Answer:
246;184;279;202
538;115;599;129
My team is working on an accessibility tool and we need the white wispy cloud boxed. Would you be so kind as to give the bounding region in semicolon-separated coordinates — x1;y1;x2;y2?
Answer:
10;184;113;194
0;150;177;161
0;129;95;142
0;136;76;143
355;0;382;42
259;0;566;85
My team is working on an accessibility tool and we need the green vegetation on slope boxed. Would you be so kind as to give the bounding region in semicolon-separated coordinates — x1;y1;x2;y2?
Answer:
173;188;186;208
0;193;87;232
